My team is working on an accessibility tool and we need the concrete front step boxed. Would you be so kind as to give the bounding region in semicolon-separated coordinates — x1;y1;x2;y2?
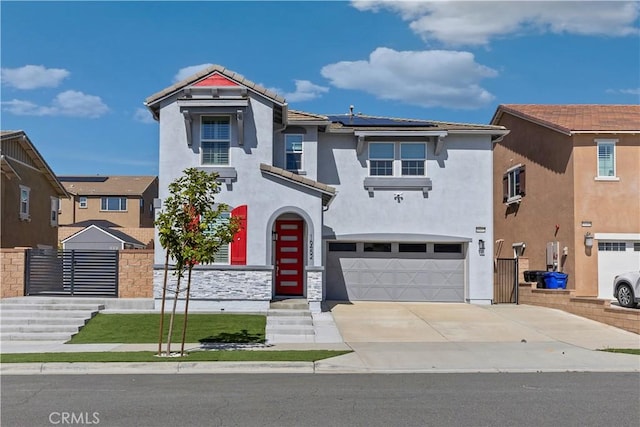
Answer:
0;317;88;326
270;299;309;310
0;324;81;334
267;309;312;317
266;325;315;335
0;332;76;341
0;309;99;319
267;317;313;326
0;303;105;311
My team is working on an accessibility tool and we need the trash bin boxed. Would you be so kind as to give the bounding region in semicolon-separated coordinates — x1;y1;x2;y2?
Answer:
524;270;548;288
543;272;568;289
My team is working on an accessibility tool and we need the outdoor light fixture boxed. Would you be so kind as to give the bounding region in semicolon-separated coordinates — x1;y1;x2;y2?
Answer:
584;232;594;248
478;239;485;256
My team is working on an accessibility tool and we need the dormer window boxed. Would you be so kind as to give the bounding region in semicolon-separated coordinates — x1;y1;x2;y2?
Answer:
201;116;230;165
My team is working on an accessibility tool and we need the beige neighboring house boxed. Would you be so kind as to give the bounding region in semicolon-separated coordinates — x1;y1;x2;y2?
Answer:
1;130;69;249
492;105;640;299
58;175;158;248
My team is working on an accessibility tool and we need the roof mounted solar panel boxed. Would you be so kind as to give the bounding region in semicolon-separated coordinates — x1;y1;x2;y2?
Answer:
327;115;435;127
58;176;109;182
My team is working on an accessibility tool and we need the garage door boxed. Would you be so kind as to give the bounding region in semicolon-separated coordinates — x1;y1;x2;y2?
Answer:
326;242;465;302
597;240;640;299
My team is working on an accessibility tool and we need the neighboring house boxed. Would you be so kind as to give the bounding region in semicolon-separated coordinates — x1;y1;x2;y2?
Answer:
1;130;69;249
145;65;508;312
491;105;640;299
62;224;146;250
58;175;158;228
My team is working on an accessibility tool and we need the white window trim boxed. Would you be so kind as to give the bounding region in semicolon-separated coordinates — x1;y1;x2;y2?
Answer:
50;197;59;227
201;115;231;166
505;163;523;204
368;142;427;177
284;134;305;173
19;185;30;221
79;196;88;209
100;197;127;212
595;139;619;181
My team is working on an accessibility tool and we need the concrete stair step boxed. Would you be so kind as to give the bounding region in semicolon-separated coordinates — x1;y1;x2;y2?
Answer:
267;309;312;317
267;317;313;326
270;299;309;310
0;332;75;341
0;310;99;319
0;324;80;334
0;317;88;326
266;325;314;335
0;303;104;311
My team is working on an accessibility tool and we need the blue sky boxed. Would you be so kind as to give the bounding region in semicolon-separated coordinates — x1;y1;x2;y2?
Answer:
1;1;639;176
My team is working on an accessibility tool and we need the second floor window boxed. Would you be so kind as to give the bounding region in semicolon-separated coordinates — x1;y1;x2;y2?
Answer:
597;140;616;178
19;185;30;220
101;197;127;211
79;197;88;208
503;164;526;203
400;143;425;176
369;143;394;176
285;134;303;171
201;116;230;165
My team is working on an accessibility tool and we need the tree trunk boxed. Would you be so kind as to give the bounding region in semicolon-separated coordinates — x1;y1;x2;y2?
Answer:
165;273;182;356
157;251;170;356
180;267;193;356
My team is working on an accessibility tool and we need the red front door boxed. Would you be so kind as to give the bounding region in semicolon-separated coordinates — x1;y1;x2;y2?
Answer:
275;220;304;296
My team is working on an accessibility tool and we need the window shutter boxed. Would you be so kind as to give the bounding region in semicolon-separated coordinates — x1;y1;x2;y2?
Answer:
502;173;508;203
519;166;526;196
230;205;247;265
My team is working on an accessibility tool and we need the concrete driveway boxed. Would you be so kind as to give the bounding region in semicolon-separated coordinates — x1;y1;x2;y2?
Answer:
316;302;640;373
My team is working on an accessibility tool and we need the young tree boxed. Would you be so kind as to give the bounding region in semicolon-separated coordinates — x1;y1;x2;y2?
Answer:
155;168;240;356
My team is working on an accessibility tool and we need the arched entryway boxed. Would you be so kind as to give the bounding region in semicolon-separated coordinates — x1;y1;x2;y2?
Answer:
272;213;306;297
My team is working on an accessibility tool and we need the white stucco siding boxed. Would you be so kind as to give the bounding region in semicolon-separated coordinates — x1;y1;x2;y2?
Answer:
318;133;494;303
155;94;324;268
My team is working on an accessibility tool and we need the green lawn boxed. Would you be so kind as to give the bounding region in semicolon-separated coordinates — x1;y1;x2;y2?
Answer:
68;313;266;344
599;348;640;355
0;350;351;363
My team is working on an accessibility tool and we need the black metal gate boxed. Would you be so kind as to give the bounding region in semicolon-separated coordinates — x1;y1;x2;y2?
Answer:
494;258;518;304
25;249;118;297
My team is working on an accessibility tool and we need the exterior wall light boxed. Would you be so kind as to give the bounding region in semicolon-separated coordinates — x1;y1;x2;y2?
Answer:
478;239;485;256
584;232;594;248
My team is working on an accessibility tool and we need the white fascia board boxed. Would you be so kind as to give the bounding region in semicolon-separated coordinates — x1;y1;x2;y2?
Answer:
594;233;640;241
448;129;510;136
354;130;448;138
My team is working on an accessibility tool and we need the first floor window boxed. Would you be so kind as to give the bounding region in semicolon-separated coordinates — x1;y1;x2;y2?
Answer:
202;116;230;165
597;140;616;178
503;165;526;203
285;134;303;171
369;143;394;176
19;185;30;220
101;197;127;211
401;143;425;176
204;212;231;264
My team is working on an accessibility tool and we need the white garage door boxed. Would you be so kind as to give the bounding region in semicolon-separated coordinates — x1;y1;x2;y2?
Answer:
326;242;465;302
597;240;640;299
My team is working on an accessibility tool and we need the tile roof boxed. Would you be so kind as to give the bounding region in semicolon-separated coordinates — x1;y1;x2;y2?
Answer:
145;65;286;107
493;104;640;133
58;175;157;196
259;163;336;206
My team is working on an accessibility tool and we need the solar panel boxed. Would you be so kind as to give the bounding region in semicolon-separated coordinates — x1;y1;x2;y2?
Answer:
58;176;108;182
327;115;435;127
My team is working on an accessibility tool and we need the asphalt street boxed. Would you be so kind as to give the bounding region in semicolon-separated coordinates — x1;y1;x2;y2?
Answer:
2;373;639;427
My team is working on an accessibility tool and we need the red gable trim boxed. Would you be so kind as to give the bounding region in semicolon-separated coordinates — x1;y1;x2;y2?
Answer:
193;73;239;87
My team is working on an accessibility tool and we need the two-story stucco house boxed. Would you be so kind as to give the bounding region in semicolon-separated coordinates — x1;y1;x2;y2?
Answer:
1;130;69;249
145;65;509;312
492;104;640;300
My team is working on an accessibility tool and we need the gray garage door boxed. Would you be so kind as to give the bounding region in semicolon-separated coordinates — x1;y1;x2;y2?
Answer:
326;242;465;302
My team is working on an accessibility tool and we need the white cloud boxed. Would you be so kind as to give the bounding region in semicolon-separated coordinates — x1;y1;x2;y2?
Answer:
2;90;109;118
1;65;70;89
134;107;155;123
173;63;214;82
352;1;640;46
281;80;330;102
612;88;640;96
321;47;497;109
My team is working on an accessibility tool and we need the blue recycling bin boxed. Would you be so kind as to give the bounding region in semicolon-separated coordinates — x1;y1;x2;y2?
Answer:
543;272;568;289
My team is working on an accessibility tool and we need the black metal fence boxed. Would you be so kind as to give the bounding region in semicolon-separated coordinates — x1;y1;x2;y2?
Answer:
494;258;518;304
25;249;118;297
